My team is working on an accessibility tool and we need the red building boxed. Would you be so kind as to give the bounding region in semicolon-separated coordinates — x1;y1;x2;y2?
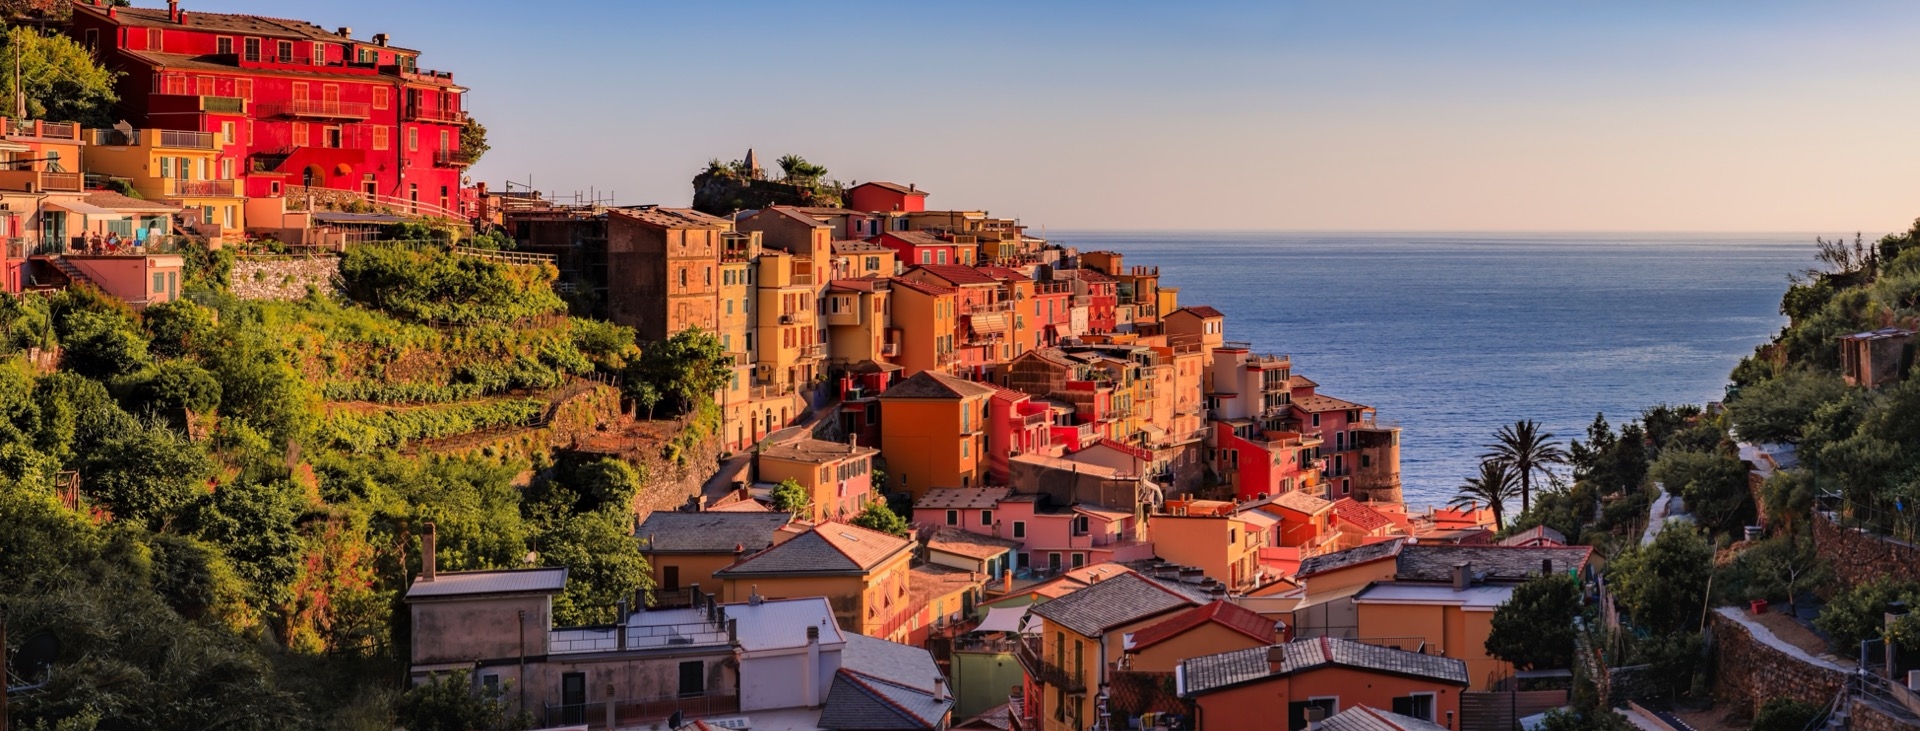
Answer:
848;181;928;214
69;1;470;217
1083;271;1118;334
873;230;968;268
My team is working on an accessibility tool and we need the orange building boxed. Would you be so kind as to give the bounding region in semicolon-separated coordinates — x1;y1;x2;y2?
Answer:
605;206;726;342
1176;637;1469;731
1121;600;1279;673
713;521;916;642
877;370;995;498
1151;499;1267;591
636;511;793;594
754;437;879;523
1022;572;1195;731
888;276;959;376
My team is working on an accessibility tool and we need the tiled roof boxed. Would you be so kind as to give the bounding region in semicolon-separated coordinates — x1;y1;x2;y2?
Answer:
854;181;930;197
609;206;726;230
821;669;952;730
762;206;832;228
911;264;1001;286
887;277;955;297
834;240;892;253
91;5;347;42
1030;571;1194;637
915;487;1011;511
926;528;1022;561
909;562;984;607
1272;490;1333;514
1497;525;1568;547
879;370;997;400
716;522;911;576
637;511;791;553
1178;637;1468;697
757;437;878;464
1174;305;1224;319
976;266;1030;281
84;191;180;212
1295;538;1406;579
843;633;945;693
1394;544;1592;583
1332;498;1396;533
708;499;772;512
1128;600;1276;650
405;568;567;599
1289;375;1320;389
1295;393;1368;413
1319;706;1452;731
879;230;947;246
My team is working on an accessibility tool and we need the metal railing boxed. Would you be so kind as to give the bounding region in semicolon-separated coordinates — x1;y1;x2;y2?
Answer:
452;246;555;267
543;691;740;729
1014;636;1087;693
405;106;467;124
434;148;475;167
163;178;237;196
157;129;217;149
259;99;373;119
6;119;76;139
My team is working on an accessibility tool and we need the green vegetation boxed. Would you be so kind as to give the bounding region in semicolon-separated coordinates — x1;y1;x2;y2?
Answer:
460;117;491;167
1750;699;1827;731
0;242;732;729
1481;419;1569;514
769;477;810;515
850;500;912;537
1450;459;1519;528
1485;574;1583;671
0;26;119;126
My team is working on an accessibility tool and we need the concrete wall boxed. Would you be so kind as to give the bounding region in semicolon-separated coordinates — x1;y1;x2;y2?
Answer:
411;593;552;664
230;255;338;300
952;649;1024;721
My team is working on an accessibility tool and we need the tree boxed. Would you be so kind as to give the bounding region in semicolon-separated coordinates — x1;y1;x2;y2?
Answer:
1724;369;1846;445
1608;527;1713;635
124;359;222;416
0;27;119;127
1485;574;1582;671
1450;459;1519;528
394;670;529;731
184;477;308;607
776;154;828;182
1815;578;1920;652
1482;419;1568;514
1647;448;1753;537
1536;708;1632;731
538;508;654;626
83;418;215;529
769;477;810;516
849;500;911;537
143;299;218;359
1751;699;1825;731
59;309;151;380
625;327;731;416
460;116;490;167
1729;534;1829;617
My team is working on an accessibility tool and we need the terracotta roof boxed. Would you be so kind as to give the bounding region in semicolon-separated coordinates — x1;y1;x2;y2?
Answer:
1271;490;1333;515
757;437;878;465
987;384;1030;404
910;264;1000;286
1319;706;1452;731
878;230;946;246
1017;562;1135;600
1127;600;1276;651
1394;544;1592;583
887;277;954;297
1295;393;1368;413
716;521;911;576
760;206;831;228
1288;375;1319;389
1077;270;1116;282
853;181;930;197
708;499;772;512
926;528;1022;561
834;240;892;254
609;206;725;230
1295;538;1406;579
1030;571;1194;637
1178;637;1469;697
914;487;1010;511
83;191;180;212
88;5;356;43
976;266;1030;281
879;370;997;400
1174;306;1224;319
1332;498;1396;533
1497;525;1568;547
637;511;791;553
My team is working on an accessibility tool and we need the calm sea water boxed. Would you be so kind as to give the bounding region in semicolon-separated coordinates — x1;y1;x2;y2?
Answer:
1056;232;1813;509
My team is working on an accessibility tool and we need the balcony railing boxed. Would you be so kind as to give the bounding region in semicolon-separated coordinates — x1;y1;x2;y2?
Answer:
543;691;740;730
1014;637;1086;693
6;119;77;139
879;342;900;357
155;129;217;149
960;299;1015;314
162;178;237;197
404;106;467;124
259;99;373;120
801;343;827;359
433;148;475;167
0;169;82;193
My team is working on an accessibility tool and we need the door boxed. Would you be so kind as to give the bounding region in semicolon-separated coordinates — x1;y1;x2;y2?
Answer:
560;672;585;725
662;565;679;591
677;661;705;698
1047;552;1061;573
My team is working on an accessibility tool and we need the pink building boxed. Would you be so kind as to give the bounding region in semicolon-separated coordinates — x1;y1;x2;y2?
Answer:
986;386;1060;485
911;488;1152;575
1030;279;1074;349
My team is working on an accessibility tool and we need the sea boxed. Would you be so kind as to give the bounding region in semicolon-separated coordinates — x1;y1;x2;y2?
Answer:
1055;232;1815;509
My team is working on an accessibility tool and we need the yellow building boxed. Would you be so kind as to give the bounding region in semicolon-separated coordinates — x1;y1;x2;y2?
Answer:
755;436;879;523
1024;572;1195;731
752;251;823;392
877;370;995;500
1148;500;1265;592
834;240;896;278
713;521;916;642
888;276;958;376
1120;599;1278;673
84;127;244;235
636;511;793;595
825;279;894;366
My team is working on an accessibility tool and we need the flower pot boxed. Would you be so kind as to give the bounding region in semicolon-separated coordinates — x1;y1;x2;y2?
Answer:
1751;599;1770;615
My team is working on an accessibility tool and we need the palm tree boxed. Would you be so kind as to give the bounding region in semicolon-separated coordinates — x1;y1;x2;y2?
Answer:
1451;460;1520;528
1481;419;1569;514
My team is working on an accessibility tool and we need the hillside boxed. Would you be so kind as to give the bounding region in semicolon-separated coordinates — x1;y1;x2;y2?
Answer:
0;242;730;730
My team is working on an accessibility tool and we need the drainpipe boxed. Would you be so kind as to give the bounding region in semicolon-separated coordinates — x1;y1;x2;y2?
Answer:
517;609;527;713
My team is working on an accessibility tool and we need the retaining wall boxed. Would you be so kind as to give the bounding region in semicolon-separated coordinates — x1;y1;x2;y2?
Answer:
230;256;339;300
1813;511;1920;589
1708;608;1847;717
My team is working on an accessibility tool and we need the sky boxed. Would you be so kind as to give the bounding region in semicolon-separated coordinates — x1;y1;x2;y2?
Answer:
179;0;1920;232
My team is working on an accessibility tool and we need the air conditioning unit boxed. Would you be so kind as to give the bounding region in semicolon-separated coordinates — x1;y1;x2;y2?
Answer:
1909;669;1920;692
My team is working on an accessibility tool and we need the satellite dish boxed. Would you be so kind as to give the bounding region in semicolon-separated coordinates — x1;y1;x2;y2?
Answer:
13;632;59;681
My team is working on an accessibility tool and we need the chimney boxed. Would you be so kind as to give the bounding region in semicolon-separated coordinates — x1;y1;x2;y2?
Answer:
934;676;950;702
421;522;437;582
749;585;763;606
1305;706;1328;729
1266;645;1285;673
909;183;917;192
804;624;822;707
615;598;629;649
373;33;389;47
337;27;352;38
1451;562;1470;592
167;0;177;21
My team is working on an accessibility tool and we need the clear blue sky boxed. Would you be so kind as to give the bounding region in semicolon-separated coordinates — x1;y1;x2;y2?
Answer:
179;0;1920;232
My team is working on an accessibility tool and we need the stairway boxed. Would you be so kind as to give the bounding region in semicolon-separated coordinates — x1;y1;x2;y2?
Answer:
47;256;100;290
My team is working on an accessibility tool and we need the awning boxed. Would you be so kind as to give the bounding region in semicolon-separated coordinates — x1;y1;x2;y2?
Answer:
970;312;1009;336
0;141;31;153
44;200;127;218
974;605;1035;635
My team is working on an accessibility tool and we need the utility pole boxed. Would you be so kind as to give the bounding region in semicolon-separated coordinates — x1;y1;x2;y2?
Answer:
2;610;10;731
14;30;24;120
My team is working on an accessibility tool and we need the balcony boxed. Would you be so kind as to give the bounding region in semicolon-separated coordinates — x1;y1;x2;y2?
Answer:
801;343;827;359
404;106;467;125
1014;637;1086;693
542;691;740;730
147;93;247;115
258;99;373;120
0;169;81;192
960;299;1014;315
879;343;900;357
5;119;77;140
433;148;476;167
162;178;238;197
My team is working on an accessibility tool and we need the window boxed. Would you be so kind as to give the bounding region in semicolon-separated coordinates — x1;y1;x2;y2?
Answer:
243;37;261;62
945;510;958;526
269;180;281;195
276;40;294;63
1071;553;1086;568
938;250;949;265
237;79;253;100
1011;521;1026;538
372;87;389;110
221;121;235;144
1312;413;1321;427
1392;695;1435;722
195;76;213;97
220;158;233;180
153;273;165;292
481;673;499;693
292;123;308;147
146;28;163;51
311;42;326;65
84;28;98;49
439;128;450;152
158;157;171;178
408;127;418;151
981;509;993;526
217;37;233;55
373;127;389;150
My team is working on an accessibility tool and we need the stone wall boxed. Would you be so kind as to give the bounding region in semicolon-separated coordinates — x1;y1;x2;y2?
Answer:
231;256;339;301
1708;608;1847;717
1853;698;1915;731
1814;511;1920;589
